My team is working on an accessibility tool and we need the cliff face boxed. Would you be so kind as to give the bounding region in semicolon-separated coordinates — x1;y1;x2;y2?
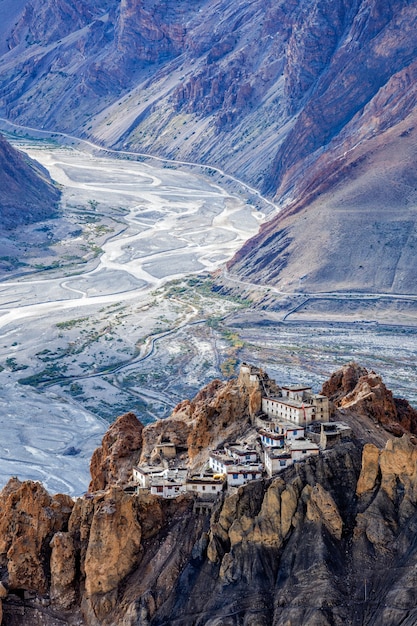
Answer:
4;438;417;625
1;368;417;624
322;362;417;437
87;371;266;490
139;370;270;469
0;134;61;229
88;411;143;492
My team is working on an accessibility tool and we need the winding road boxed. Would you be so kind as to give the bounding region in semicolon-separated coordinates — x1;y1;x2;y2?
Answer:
0;116;279;213
0;134;266;330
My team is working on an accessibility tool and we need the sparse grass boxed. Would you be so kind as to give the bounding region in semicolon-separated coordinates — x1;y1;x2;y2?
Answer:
221;330;245;349
56;317;89;330
5;357;29;372
18;363;68;386
220;357;238;377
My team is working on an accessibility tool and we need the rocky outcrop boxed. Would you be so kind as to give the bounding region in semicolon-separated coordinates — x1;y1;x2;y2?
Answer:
140;370;269;468
0;582;6;624
0;478;73;594
89;411;143;492
0;134;61;229
356;442;380;496
77;488;164;623
322;362;417;436
3;368;417;624
50;532;77;609
322;361;369;403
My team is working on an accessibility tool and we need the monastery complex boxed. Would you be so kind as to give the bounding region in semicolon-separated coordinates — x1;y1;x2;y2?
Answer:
130;364;351;500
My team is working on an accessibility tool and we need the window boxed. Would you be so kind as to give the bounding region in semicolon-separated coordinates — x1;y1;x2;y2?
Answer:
202;486;206;491
157;486;163;493
244;474;248;479
212;486;216;491
233;474;238;479
280;460;286;467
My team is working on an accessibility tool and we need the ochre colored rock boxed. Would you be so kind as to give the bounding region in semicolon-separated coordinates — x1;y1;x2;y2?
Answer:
80;488;164;621
50;532;77;609
0;479;73;594
379;436;417;501
139;413;191;465
89;412;144;492
356;443;380;496
322;363;417;436
354;436;417;551
0;582;6;626
3;366;417;624
141;373;271;470
304;484;343;540
281;483;299;539
322;362;369;403
84;489;142;597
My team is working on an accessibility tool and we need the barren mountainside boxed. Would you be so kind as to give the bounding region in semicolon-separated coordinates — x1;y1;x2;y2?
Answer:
1;0;416;290
1;366;417;625
0;134;60;229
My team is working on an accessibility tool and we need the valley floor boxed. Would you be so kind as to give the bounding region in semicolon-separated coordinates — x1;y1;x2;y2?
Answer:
0;129;416;495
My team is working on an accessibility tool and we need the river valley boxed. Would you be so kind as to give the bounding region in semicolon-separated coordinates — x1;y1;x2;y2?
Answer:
0;127;417;495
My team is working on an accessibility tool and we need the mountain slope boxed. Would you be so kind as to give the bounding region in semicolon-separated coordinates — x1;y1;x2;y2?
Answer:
1;1;417;290
1;1;415;190
228;111;417;293
0;134;61;229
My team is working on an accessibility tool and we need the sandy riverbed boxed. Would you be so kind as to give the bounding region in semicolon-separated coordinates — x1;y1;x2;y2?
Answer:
0;141;265;494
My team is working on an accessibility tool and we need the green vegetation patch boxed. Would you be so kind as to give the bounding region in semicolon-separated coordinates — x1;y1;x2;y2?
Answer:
56;317;89;330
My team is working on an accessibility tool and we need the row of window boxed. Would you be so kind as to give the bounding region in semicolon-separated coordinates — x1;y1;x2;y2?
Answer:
156;484;219;493
232;473;259;480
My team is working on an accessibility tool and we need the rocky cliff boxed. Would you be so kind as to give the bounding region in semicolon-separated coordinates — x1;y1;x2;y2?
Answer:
89;368;273;488
0;134;61;229
88;411;143;492
1;367;417;624
4;437;417;624
322;362;417;437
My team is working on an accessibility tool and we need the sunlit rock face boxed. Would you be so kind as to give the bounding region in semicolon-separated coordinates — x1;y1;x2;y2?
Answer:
88;411;143;492
0;134;61;229
1;368;417;624
4;439;417;625
322;362;417;436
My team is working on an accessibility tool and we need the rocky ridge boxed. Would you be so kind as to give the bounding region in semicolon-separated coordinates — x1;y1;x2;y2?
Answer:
0;366;417;624
1;0;416;292
0;133;61;229
323;361;417;438
0;1;415;196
